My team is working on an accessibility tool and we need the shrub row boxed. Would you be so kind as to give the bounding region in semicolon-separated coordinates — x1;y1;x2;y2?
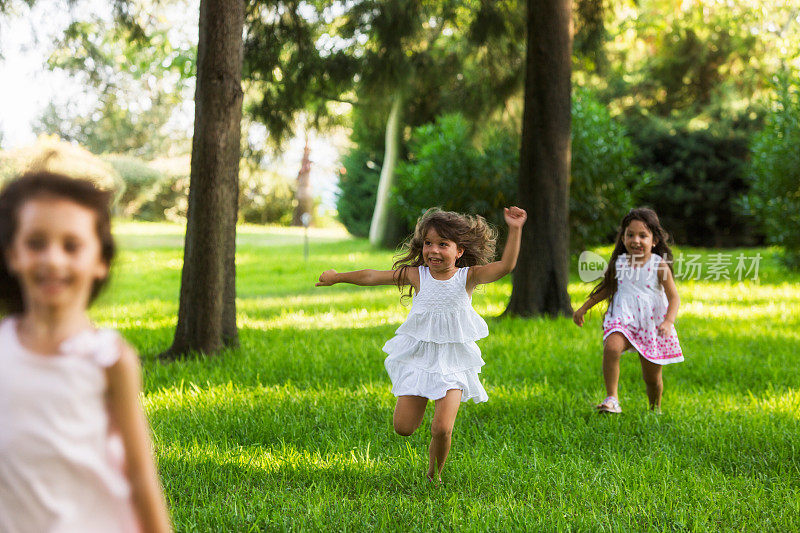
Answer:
105;155;295;224
339;89;642;251
338;83;798;267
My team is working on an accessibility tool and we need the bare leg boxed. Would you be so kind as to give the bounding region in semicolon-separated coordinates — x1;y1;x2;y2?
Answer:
427;389;462;481
602;332;631;399
639;356;664;411
393;395;428;436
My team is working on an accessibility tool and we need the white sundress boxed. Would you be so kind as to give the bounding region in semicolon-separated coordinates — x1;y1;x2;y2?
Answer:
383;266;489;403
0;317;140;533
603;253;684;365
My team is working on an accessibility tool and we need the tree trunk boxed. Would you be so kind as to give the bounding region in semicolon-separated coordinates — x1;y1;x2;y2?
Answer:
291;134;313;226
369;92;403;246
162;0;244;358
505;0;573;318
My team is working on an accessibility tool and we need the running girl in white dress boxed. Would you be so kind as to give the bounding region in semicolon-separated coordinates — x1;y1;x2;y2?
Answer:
316;206;527;481
573;207;683;414
0;172;171;532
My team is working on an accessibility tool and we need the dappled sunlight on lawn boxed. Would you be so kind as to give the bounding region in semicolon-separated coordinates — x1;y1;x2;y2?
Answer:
146;381;393;413
158;439;386;477
680;282;800;302
236;303;513;332
114;220;353;251
237;290;401;313
93;301;177;325
105;315;178;331
239;308;406;331
709;389;800;419
680;300;800;323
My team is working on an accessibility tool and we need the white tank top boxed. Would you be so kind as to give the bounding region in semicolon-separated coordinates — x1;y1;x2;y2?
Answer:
0;317;140;532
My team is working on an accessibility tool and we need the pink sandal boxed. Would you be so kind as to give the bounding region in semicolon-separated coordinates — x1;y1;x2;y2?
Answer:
596;396;622;414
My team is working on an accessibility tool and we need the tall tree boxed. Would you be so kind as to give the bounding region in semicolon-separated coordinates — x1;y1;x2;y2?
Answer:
291;133;313;226
162;0;244;358
505;0;573;317
341;0;526;246
243;1;528;246
354;0;457;247
368;93;402;245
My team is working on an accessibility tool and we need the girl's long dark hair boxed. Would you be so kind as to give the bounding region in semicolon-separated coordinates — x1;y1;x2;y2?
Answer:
0;171;116;315
392;208;497;298
588;207;674;308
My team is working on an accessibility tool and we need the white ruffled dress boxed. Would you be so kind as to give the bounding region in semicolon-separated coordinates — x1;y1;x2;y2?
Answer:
383;266;489;403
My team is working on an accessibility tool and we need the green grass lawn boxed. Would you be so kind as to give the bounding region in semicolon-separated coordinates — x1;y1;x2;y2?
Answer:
98;221;800;531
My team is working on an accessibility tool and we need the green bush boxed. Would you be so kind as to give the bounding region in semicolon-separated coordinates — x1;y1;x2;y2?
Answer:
740;78;800;268
336;144;383;238
132;172;295;225
570;88;641;250
102;155;164;216
103;153;294;225
133;174;189;222
392;91;640;250
627;116;758;247
0;136;124;195
393;114;516;238
239;171;295;225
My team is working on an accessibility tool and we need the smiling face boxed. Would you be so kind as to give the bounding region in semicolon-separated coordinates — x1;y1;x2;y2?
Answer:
622;219;656;260
422;227;463;274
5;197;109;314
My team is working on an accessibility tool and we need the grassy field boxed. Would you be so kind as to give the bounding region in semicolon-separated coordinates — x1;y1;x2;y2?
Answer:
97;222;800;531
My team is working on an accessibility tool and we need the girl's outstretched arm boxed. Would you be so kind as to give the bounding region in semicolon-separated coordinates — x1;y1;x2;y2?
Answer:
467;206;527;290
316;267;420;291
106;343;171;533
573;286;612;327
656;262;680;336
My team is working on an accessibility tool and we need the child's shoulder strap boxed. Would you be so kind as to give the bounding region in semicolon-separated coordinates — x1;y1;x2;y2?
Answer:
0;317;13;343
60;328;123;368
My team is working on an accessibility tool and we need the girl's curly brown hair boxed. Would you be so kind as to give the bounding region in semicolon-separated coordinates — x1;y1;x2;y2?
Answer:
392;208;497;298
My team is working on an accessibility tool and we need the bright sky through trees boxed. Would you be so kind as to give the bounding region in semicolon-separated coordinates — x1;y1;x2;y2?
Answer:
0;1;82;148
0;0;344;207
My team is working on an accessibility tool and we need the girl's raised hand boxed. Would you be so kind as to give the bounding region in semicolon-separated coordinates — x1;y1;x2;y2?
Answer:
504;206;527;228
316;269;338;286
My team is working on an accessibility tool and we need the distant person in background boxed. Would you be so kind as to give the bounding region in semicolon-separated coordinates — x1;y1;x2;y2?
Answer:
316;206;527;482
0;172;171;532
573;207;683;414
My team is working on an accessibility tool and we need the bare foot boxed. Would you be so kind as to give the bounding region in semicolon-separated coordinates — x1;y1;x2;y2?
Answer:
426;470;441;483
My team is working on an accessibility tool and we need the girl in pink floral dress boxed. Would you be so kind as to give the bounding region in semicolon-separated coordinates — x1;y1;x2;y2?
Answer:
573;207;683;413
